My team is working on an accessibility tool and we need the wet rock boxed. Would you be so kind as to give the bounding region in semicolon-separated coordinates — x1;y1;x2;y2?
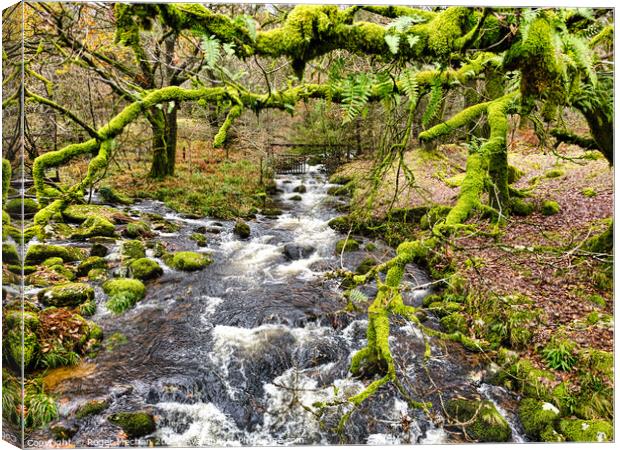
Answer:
25;244;86;264
446;398;511;442
62;204;131;224
38;282;95;307
107;411;156;438
293;184;307;193
76;256;108;277
90;243;109;257
190;232;207;247
283;243;315;260
193;226;207;233
234;219;251;239
289;195;303;201
163;251;212;271
50;421;79;440
129;258;163;281
206;226;223;234
261;208;283;218
355;257;376;275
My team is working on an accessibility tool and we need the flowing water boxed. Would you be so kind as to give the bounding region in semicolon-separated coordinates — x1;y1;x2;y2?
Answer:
26;165;525;446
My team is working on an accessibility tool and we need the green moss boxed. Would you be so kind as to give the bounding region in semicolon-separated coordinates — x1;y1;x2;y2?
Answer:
76;256;108;277
2;210;10;226
2;243;19;264
507;164;524;183
558;419;613;442
511;198;535;216
190;232;207;247
129;258;163;281
288;194;303;201
49;264;76;281
355;257;376;275
61;204;128;224
99;186;132;205
107;411;156;438
5;197;39;216
87;268;107;282
445;172;466;188
419;205;452;230
365;242;377;251
75;399;110;419
581;187;597;197
541;200;560;216
125;221;152;238
233;219;251;238
42;257;64;267
446;398;512;442
496;358;555;399
427;301;462;318
103;278;146;314
38;282;95;307
329;174;354;185
163;251;212;271
70;215;116;240
518;398;559;440
104;331;128;350
121;240;146;261
544;168;565;179
2;159;10;203
336;238;360;253
439;312;467;333
261;208;283;217
25;244;86;264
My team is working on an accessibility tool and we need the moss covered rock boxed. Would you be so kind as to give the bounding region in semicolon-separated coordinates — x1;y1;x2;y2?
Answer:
90;243;109;258
75;399;110;419
289;194;303;201
511;198;535;216
121;240;146;261
38;283;95;307
446;398;511;442
77;256;108;277
190;232;207;247
70;215;116;240
495;358;555;399
42;257;64;267
355;257;377;275
541;200;560;216
25;244;86;264
233;219;251;239
129;258;163;281
544;168;565;178
103;278;146;314
163;251;212;271
558;419;613;442
62;204;130;224
2;243;19;264
261;208;283;218
124;221;152;238
107;411;156;438
335;238;359;253
5;197;39;217
293;184;307;193
518;398;559;440
3;310;40;368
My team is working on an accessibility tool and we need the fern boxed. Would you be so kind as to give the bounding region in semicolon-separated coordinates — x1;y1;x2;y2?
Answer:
349;289;369;304
422;77;443;128
341;74;371;123
384;34;400;55
201;35;221;69
374;71;394;98
386;15;425;32
235;15;257;41
399;68;419;105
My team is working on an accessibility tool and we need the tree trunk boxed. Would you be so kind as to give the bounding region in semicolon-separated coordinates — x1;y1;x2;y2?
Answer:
164;103;178;176
148;109;168;179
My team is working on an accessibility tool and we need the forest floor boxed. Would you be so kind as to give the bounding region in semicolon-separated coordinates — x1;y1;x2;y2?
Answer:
333;125;613;396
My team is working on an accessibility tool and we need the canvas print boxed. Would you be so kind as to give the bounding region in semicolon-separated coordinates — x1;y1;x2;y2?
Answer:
1;2;614;447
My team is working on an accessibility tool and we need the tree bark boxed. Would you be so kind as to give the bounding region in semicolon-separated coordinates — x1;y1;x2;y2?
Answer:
148;109;168;179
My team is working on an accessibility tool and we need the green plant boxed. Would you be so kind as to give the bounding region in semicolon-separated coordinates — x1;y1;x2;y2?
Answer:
106;292;136;314
541;339;577;371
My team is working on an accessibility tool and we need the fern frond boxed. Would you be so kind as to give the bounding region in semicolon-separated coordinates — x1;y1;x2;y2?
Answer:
202;35;221;69
422;77;443;128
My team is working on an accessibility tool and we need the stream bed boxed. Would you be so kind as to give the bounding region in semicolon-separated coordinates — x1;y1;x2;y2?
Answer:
26;165;526;446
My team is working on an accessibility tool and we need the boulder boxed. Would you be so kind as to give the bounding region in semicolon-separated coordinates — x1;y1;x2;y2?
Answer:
38;283;95;307
283;243;315;260
129;258;163;281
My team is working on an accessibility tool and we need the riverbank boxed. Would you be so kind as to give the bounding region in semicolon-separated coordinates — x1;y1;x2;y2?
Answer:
327;128;613;442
